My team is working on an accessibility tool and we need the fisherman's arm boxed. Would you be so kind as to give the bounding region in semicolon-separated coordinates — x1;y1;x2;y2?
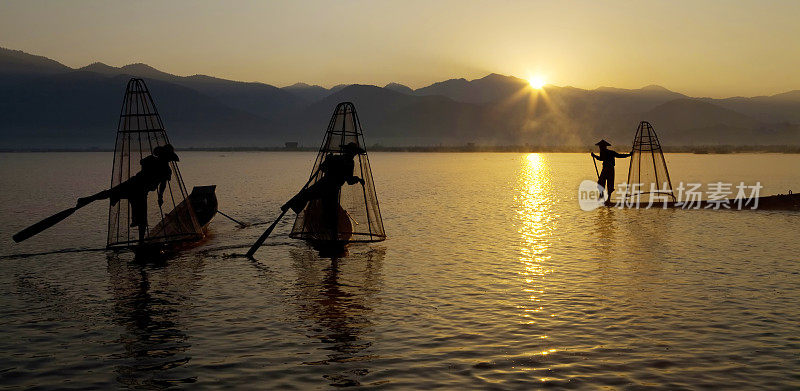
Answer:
346;176;365;185
591;153;601;160
157;180;167;206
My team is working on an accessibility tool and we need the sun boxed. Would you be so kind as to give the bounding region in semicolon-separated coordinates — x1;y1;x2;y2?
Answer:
529;75;546;89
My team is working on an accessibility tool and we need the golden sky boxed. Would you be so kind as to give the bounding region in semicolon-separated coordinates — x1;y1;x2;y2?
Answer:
2;0;798;97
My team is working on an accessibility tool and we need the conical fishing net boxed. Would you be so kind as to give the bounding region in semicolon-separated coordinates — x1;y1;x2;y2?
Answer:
290;102;386;243
107;78;203;248
625;121;676;202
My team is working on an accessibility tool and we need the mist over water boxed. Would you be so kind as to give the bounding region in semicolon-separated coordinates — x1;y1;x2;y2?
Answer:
1;152;799;389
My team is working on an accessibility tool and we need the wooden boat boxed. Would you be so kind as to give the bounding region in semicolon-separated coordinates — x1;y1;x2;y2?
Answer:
607;192;800;210
610;122;798;211
146;185;218;245
293;201;354;256
187;185;218;228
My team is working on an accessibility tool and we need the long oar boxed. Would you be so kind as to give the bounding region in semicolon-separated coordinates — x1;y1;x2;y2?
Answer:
245;208;288;258
246;170;321;258
13;204;86;243
591;152;610;204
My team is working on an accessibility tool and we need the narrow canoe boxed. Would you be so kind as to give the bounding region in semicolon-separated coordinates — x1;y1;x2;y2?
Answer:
146;185;218;245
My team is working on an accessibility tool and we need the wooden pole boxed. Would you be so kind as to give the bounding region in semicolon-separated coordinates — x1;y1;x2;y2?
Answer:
13;204;86;243
246;209;288;258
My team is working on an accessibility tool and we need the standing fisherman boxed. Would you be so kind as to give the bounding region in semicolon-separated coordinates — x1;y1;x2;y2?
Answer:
591;140;632;199
77;144;180;243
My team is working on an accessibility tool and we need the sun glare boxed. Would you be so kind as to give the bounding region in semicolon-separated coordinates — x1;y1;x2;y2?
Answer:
529;76;546;89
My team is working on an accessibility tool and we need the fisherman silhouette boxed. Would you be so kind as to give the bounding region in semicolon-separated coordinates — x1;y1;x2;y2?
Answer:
77;144;179;243
282;142;366;240
591;139;632;199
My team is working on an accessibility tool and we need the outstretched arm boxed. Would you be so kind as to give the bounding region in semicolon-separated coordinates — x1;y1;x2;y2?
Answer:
591;153;600;160
614;151;632;158
157;180;167;206
346;175;365;185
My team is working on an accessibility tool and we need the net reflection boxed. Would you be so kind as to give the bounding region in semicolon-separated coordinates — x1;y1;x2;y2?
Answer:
106;253;204;389
289;247;384;387
515;154;555;324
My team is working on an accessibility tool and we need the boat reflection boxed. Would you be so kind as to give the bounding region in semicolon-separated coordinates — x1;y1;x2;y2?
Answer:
515;153;555;324
106;253;204;388
289;246;384;387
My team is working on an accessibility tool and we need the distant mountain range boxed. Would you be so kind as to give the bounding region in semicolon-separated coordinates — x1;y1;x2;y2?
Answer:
1;47;799;149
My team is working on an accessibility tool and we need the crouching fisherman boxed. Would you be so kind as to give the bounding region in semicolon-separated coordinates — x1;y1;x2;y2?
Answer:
77;144;180;244
281;142;366;239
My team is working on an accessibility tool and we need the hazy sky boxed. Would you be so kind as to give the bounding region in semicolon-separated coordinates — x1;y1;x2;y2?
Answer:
1;0;798;97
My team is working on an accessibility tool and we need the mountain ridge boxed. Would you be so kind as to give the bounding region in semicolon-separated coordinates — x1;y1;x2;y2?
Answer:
1;46;799;148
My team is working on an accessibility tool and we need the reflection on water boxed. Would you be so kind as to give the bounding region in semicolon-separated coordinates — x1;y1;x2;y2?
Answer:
593;207;617;257
289;247;384;387
515;154;555;325
2;152;800;389
107;253;204;388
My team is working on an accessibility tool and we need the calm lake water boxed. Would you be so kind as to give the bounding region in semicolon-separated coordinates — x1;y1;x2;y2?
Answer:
1;152;799;389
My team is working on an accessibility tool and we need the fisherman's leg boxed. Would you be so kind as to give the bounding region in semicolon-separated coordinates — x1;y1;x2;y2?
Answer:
283;180;331;214
282;190;309;214
137;224;146;244
283;183;321;213
135;216;147;244
129;194;148;229
78;180;134;207
598;171;609;199
606;170;615;198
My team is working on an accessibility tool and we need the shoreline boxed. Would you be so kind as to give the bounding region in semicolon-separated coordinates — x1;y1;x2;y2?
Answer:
2;145;800;154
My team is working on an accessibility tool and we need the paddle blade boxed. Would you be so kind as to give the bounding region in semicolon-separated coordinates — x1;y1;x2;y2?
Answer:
246;209;287;258
13;207;78;243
